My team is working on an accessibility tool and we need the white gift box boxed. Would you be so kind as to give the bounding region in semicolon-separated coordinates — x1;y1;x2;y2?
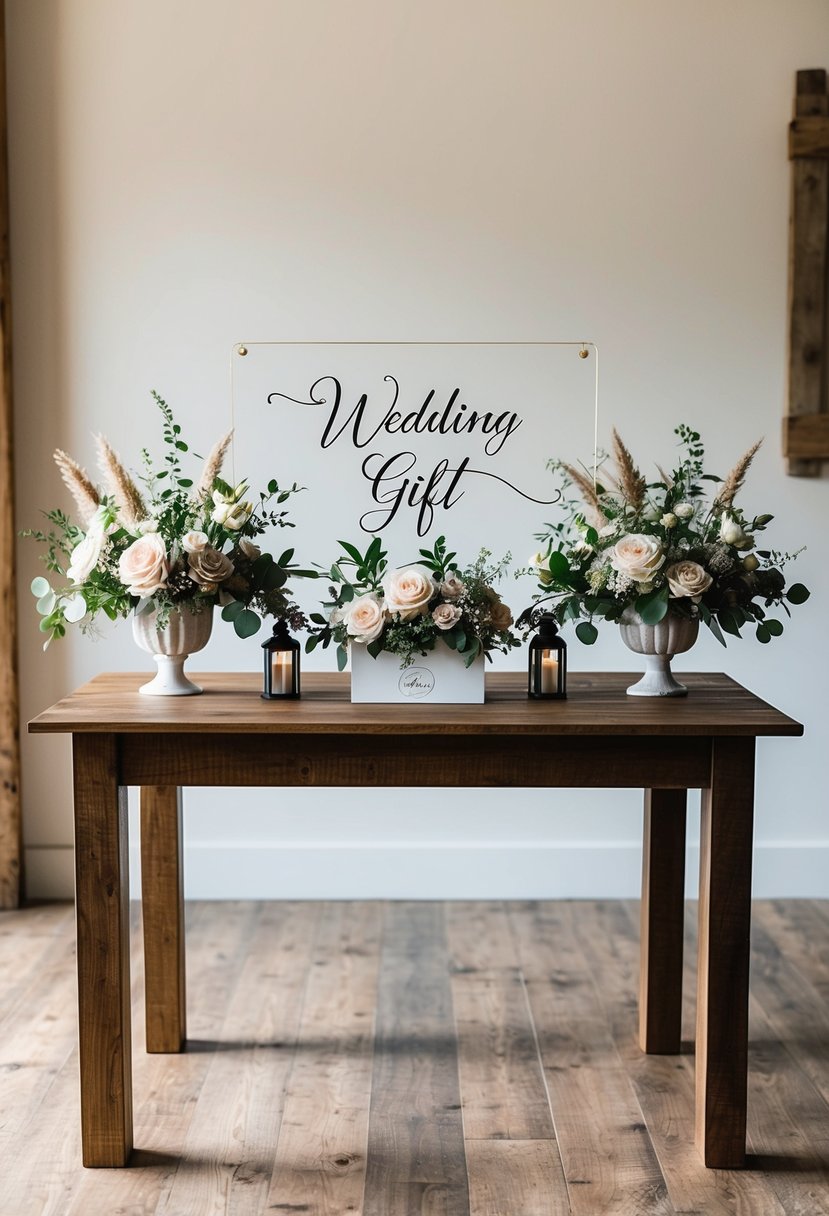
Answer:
350;644;485;704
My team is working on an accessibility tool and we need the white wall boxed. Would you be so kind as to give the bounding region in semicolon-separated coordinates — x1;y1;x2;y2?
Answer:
8;0;828;901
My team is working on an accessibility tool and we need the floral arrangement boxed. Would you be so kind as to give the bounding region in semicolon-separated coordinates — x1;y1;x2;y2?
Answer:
523;425;809;644
307;535;520;670
25;391;312;647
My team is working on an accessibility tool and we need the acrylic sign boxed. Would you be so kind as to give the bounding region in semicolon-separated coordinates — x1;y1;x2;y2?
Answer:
230;342;598;602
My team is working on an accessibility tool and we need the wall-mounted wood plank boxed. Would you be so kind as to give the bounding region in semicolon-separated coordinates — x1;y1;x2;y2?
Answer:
0;0;22;908
783;412;829;458
787;68;829;478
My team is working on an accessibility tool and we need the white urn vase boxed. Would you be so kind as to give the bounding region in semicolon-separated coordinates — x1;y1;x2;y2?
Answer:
132;605;214;696
619;607;699;698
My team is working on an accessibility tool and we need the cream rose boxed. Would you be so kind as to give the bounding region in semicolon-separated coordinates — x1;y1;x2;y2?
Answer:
187;545;234;591
119;533;169;596
183;530;209;553
660;513;677;529
213;500;253;530
720;515;750;549
609;534;665;583
674;503;694;519
343;593;385;642
489;600;513;630
382;565;437;620
66;530;104;585
440;576;466;599
529;552;553;586
665;560;713;601
239;537;261;560
432;602;462;630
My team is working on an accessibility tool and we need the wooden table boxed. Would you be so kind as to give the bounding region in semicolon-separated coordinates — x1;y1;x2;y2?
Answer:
29;671;803;1170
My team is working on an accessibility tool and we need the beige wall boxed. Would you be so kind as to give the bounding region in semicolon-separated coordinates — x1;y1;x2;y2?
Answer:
8;1;828;898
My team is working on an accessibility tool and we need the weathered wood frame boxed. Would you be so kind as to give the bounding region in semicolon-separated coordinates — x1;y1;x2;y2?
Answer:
785;68;829;473
0;0;22;908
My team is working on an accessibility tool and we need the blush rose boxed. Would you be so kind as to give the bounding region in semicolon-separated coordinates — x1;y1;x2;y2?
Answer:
119;533;169;596
382;565;437;619
609;534;665;584
432;602;462;630
343;593;385;642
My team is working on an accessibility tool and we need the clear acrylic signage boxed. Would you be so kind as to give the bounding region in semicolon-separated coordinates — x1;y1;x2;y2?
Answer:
230;342;598;605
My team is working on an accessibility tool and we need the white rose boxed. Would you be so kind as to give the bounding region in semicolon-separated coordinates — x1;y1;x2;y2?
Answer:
598;523;617;538
660;513;677;529
211;482;251;529
66;531;104;585
182;530;209;553
529;552;553;586
214;500;253;531
137;518;159;535
118;533;169;596
440;576;466;599
187;545;234;590
489;600;513;630
665;560;713;601
343;593;385;642
239;537;261;560
432;602;463;630
674;503;694;519
720;515;750;549
609;534;665;584
382;565;437;620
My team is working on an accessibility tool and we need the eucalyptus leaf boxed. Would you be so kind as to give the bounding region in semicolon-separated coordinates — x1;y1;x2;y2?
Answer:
575;620;598;645
786;583;810;605
233;609;261;639
30;576;50;598
336;643;348;672
36;591;56;616
221;600;245;622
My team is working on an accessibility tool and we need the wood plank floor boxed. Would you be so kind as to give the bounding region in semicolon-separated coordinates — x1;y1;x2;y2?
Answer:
1;900;828;1215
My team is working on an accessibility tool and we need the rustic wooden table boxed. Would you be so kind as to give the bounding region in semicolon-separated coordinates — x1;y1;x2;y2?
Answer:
29;671;803;1170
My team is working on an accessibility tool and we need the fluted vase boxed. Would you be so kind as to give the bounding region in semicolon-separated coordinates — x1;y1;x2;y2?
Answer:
132;604;214;696
619;607;698;698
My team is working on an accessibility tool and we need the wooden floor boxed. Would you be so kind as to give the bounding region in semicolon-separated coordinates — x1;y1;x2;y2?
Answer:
1;901;829;1215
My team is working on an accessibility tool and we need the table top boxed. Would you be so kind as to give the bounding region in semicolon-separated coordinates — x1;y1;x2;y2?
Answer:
28;672;804;738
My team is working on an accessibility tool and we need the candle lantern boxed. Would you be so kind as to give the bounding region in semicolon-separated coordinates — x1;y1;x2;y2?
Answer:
262;619;301;699
528;613;567;699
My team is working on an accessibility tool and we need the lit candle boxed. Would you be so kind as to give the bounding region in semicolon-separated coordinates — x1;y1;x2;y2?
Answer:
272;652;292;695
541;651;558;695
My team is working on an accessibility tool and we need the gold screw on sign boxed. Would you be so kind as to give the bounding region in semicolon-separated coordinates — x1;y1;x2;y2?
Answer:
579;345;589;359
237;345;248;357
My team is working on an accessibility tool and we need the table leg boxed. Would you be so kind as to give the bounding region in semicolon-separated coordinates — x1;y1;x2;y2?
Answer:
72;734;133;1167
140;786;186;1053
639;788;687;1054
695;737;755;1168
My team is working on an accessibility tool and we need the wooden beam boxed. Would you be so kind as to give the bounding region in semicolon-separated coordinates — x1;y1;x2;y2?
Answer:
0;0;22;908
783;413;829;459
789;115;829;160
787;69;829;477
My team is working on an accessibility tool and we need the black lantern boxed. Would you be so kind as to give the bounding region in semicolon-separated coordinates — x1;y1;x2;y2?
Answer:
528;613;567;699
261;619;301;699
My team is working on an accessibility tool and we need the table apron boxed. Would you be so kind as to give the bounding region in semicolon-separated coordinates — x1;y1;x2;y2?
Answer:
116;732;713;789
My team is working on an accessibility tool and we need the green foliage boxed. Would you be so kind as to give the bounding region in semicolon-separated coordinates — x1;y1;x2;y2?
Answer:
520;424;810;650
